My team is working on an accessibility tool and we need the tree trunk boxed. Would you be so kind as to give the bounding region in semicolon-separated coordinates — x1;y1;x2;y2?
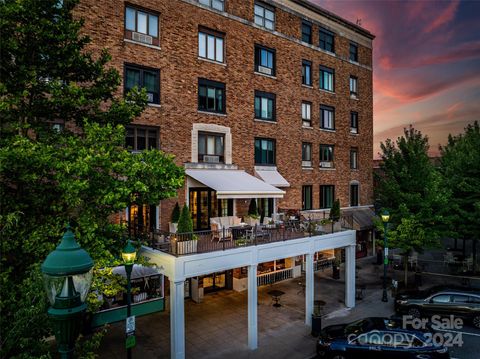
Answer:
404;254;409;288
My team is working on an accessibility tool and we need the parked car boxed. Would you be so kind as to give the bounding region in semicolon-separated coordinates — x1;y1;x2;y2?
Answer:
395;289;480;328
317;317;449;358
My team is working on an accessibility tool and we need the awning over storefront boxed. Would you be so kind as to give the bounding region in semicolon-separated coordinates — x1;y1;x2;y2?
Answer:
186;169;285;199
344;207;376;230
254;168;290;187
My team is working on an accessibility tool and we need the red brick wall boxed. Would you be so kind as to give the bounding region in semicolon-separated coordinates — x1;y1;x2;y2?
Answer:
76;0;374;230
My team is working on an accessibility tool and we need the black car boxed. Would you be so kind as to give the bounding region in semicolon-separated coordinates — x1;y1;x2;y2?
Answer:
395;289;480;328
316;317;449;359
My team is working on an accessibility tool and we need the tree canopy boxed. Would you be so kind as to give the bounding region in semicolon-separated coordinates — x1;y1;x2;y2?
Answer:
374;126;449;285
0;0;184;357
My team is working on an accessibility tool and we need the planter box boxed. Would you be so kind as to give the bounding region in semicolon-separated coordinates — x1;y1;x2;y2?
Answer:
176;239;198;255
169;222;178;233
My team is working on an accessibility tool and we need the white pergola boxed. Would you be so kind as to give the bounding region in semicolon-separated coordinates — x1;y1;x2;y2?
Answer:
140;230;357;359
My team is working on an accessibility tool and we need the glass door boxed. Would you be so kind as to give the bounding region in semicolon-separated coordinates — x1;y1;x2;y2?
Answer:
190;188;213;231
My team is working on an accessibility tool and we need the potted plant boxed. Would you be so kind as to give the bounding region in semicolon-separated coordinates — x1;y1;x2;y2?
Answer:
169;202;180;233
175;204;197;254
329;199;341;233
332;257;341;279
245;199;260;226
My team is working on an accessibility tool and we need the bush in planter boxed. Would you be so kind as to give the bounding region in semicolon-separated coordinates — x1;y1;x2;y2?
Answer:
177;204;193;237
171;202;180;223
329;199;341;222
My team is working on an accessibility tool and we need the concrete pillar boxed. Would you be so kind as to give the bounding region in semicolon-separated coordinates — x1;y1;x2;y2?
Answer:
247;264;258;349
305;252;314;326
170;279;185;359
345;245;356;308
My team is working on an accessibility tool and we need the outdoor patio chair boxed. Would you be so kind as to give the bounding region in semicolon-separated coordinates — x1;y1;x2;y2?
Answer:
246;225;271;243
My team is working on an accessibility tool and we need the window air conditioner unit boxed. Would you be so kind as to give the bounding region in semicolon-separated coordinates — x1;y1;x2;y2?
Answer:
132;32;153;45
320;161;333;168
257;66;272;75
350;127;358;134
302;161;312;167
146;93;154;102
203;155;220;163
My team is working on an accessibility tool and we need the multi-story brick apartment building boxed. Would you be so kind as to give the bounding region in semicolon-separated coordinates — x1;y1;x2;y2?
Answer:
77;0;374;234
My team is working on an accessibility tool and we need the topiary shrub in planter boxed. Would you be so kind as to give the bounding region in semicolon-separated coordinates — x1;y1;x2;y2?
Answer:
329;199;341;232
176;204;197;254
245;198;260;226
169;202;180;233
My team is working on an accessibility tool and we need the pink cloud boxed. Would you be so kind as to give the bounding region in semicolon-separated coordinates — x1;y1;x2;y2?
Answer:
423;0;460;33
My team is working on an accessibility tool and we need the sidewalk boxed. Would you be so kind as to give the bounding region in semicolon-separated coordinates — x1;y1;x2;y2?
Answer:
98;256;394;359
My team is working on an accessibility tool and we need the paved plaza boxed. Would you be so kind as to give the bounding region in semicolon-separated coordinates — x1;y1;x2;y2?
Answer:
98;257;393;359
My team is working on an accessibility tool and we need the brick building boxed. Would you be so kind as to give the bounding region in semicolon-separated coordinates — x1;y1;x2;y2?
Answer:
77;0;374;233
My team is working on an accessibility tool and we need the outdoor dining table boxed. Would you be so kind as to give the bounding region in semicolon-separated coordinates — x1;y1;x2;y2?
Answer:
267;289;285;307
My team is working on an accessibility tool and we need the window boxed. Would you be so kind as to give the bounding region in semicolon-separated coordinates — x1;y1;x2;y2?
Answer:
319;28;334;52
302;101;311;127
255;138;276;165
199;0;224;11
259;198;274;218
301;21;312;44
198;28;224;63
350;183;359;206
302;185;312;210
350;76;358;96
198;78;226;113
319;144;334;167
320;105;335;130
320;185;335;209
124;64;160;104
254;2;275;30
431;295;451;303
125;6;159;46
350;112;358;133
198;132;224;163
350;42;358;62
255;45;275;76
218;199;233;217
302;60;312;86
302;143;312;167
350;148;358;169
254;91;275;121
451;295;469;303
125;125;159;151
320;66;334;92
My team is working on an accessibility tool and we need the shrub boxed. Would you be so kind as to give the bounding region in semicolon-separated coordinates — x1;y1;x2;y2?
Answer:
177;204;193;234
329;199;341;222
171;202;180;223
248;198;259;217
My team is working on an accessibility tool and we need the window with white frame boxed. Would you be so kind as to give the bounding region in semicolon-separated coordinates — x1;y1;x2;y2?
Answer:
320;105;335;130
254;2;275;30
198;0;224;11
125;6;159;46
198;28;224;63
302;143;312;167
302;101;311;127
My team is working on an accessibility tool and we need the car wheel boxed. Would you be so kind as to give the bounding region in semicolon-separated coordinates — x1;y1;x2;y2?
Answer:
329;353;347;359
407;307;421;318
473;315;480;329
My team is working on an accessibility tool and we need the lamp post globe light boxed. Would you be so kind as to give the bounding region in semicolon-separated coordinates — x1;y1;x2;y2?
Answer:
381;210;390;302
41;225;94;358
122;239;137;359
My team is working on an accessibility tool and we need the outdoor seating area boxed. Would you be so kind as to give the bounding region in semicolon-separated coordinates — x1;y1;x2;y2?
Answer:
145;214;354;256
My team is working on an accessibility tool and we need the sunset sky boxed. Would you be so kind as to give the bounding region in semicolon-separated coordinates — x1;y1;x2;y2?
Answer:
315;0;480;158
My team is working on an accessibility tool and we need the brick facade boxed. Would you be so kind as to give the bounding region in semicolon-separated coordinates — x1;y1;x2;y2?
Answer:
76;0;374;230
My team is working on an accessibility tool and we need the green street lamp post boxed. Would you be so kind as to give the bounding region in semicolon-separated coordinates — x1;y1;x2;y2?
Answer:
381;210;390;302
122;240;137;359
41;226;94;359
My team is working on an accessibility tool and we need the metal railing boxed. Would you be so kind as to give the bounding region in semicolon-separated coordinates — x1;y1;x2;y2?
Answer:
137;216;353;257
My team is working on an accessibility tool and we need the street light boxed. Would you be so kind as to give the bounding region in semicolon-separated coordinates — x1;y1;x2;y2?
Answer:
41;225;94;358
381;209;390;302
122;239;137;359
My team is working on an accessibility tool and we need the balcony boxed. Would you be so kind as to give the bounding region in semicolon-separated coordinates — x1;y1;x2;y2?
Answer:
133;215;353;257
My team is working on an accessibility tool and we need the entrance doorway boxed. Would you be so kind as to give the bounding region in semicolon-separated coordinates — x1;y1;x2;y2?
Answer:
202;270;233;293
189;188;233;231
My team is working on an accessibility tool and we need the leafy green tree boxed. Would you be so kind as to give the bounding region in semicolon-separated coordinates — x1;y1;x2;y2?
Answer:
177;205;193;234
0;0;184;357
374;126;449;286
440;121;480;271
